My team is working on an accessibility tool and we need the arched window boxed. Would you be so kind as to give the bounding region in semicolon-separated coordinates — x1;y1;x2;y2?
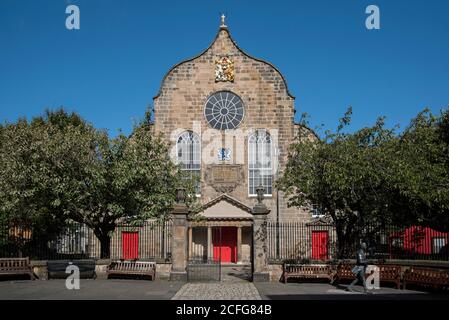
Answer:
248;129;272;196
177;131;201;195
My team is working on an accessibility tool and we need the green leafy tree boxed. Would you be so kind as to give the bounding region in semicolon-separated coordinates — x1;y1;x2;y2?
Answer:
0;108;196;258
278;107;449;258
278;108;399;257
389;108;449;230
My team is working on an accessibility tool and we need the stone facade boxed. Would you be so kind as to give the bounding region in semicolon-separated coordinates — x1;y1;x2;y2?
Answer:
153;23;312;222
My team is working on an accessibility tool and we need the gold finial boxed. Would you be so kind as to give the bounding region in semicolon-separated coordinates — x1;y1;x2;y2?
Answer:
220;14;227;28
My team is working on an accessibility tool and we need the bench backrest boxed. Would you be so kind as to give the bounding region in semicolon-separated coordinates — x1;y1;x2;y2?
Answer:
338;264;402;280
110;261;156;272
337;263;355;277
47;260;96;272
405;267;449;282
377;265;401;279
0;258;30;271
284;264;331;274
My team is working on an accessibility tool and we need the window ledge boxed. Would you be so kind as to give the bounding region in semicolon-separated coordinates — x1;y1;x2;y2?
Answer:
248;195;273;198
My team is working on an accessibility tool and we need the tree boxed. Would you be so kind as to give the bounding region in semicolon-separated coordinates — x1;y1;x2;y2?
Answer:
278;108;399;257
278;107;449;258
389;108;449;230
0;108;196;258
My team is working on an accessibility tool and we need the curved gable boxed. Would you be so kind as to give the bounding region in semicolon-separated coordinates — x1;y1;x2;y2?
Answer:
153;26;295;101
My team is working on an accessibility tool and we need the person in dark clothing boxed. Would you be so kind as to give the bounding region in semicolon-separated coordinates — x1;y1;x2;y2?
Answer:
347;242;371;293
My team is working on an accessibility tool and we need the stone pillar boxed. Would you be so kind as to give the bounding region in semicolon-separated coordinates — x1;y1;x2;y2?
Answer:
170;202;188;281
207;226;212;261
252;200;270;282
188;227;193;260
237;226;242;263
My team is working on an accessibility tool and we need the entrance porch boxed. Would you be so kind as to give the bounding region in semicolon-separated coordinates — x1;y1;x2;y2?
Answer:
188;222;253;264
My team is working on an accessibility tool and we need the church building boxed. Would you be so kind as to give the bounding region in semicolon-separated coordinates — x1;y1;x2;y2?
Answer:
152;17;319;267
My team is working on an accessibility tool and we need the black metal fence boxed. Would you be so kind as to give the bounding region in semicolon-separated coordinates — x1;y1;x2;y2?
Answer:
267;221;449;262
0;220;172;261
267;221;337;262
2;219;449;263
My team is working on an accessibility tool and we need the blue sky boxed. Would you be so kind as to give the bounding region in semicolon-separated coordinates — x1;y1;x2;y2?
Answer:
1;0;448;137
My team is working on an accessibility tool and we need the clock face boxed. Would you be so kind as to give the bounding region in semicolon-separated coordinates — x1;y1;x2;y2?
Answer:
204;91;244;130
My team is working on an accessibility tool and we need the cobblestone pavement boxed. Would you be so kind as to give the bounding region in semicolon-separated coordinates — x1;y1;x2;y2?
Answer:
172;282;262;300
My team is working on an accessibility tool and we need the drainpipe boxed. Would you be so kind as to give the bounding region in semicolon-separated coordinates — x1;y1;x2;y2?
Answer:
275;147;280;261
276;189;280;261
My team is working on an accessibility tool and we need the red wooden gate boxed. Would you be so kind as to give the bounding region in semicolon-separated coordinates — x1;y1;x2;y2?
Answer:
312;231;328;260
122;232;139;260
213;227;237;263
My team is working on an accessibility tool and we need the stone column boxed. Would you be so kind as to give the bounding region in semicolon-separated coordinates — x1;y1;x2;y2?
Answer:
237;226;242;263
170;202;188;281
207;226;212;261
188;227;193;260
252;201;270;282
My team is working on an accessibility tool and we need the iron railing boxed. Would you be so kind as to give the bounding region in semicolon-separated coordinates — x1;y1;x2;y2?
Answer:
2;220;449;262
267;221;449;262
0;220;172;261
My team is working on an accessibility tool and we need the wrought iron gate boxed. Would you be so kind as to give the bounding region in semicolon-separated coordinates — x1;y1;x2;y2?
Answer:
187;227;222;282
187;258;221;281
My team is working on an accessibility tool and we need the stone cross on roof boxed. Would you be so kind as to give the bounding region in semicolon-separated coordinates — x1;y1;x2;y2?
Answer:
220;14;227;28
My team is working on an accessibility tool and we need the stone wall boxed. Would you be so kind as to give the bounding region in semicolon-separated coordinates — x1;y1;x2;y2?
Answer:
267;263;283;282
29;260;173;280
156;263;172;280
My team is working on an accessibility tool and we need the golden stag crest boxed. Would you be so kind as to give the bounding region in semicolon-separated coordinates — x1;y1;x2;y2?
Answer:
215;56;234;82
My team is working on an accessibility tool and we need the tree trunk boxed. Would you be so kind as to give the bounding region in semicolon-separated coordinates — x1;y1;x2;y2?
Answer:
335;221;356;259
335;223;348;259
335;214;364;259
99;235;111;259
94;231;111;259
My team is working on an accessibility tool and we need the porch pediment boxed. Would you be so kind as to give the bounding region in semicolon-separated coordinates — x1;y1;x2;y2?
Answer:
200;194;253;220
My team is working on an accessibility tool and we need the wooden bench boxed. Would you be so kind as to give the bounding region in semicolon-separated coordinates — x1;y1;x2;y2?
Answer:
283;264;334;283
376;265;402;289
0;257;34;280
107;261;156;280
334;263;356;282
47;260;96;279
334;263;402;289
403;267;449;290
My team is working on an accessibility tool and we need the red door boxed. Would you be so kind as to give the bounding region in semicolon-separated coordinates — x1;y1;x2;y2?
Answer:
213;227;237;263
122;232;139;260
312;231;328;260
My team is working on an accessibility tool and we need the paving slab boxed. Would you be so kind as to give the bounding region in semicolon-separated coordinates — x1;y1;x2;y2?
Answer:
1;279;448;300
254;282;449;300
0;279;184;300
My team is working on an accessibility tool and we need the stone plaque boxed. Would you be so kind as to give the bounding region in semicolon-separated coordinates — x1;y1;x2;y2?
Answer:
205;164;243;193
